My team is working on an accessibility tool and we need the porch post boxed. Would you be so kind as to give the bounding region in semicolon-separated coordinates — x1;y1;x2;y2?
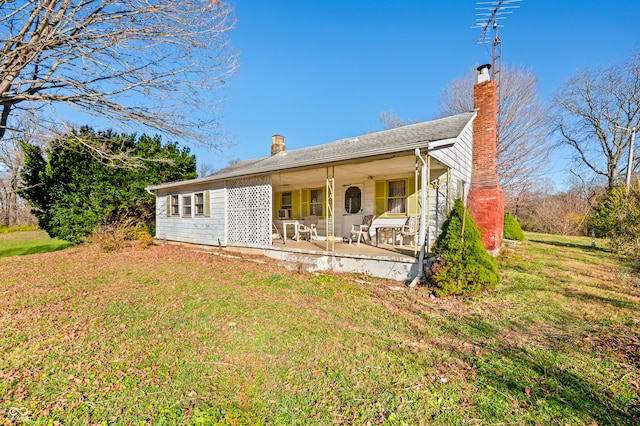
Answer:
326;167;335;252
410;148;429;287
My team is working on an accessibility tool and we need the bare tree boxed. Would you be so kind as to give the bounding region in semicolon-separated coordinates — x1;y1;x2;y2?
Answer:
437;65;551;213
0;0;237;148
518;183;592;236
378;110;419;130
552;51;640;190
0;110;46;226
197;161;216;178
0;138;22;226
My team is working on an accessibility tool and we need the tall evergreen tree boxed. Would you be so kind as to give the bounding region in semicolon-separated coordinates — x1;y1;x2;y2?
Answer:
19;128;196;243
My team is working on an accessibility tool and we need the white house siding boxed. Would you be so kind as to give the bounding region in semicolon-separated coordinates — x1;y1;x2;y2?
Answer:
210;186;228;246
425;122;474;247
334;179;371;239
154;184;227;246
226;176;272;247
430;121;473;202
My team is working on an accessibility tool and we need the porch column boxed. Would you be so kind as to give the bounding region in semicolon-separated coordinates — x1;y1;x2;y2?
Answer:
326;167;335;252
410;148;429;287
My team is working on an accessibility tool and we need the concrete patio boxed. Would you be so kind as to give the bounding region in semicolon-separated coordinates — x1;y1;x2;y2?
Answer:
226;236;423;282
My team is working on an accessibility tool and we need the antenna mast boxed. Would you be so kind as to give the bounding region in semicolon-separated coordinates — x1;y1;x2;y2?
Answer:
473;0;521;144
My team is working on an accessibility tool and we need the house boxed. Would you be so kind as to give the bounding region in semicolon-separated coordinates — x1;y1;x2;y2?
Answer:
146;65;503;282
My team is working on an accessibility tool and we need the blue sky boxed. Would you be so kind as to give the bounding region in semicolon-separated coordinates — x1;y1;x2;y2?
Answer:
201;0;640;189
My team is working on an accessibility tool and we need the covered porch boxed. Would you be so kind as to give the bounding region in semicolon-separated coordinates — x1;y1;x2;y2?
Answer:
270;149;455;252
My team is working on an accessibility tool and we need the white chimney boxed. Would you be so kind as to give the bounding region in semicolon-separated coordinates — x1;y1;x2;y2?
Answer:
476;64;492;84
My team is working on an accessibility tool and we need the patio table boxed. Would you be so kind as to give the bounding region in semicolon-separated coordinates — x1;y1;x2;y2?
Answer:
282;221;300;243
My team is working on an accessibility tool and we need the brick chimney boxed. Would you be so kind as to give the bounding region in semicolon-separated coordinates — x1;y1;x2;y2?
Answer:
468;64;504;255
271;134;286;155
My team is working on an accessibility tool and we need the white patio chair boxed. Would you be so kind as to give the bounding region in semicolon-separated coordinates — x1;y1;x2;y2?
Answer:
398;215;418;246
349;215;374;246
298;216;319;241
272;222;283;241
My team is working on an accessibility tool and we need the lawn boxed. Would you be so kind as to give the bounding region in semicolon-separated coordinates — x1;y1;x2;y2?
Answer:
0;229;71;258
0;232;638;424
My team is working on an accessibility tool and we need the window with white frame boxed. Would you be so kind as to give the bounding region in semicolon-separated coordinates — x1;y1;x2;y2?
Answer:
182;195;192;217
281;191;292;216
310;188;323;216
387;180;406;214
194;192;205;215
170;195;180;216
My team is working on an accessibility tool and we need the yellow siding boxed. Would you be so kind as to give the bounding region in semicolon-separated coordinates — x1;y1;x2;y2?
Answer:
273;191;282;218
292;190;301;219
300;189;310;218
375;180;387;216
407;178;418;216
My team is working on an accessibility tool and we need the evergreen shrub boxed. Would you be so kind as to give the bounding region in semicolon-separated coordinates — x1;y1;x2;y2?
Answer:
588;182;640;259
429;199;499;296
503;212;525;241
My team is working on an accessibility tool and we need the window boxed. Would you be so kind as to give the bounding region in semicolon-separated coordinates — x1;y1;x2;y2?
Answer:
281;192;292;217
182;195;192;217
310;189;323;216
344;186;361;214
170;195;179;216
375;178;415;217
194;192;204;215
387;180;406;214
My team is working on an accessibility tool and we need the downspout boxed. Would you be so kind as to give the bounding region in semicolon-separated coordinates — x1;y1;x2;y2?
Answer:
426;155;431;250
409;148;428;287
414;156;419;256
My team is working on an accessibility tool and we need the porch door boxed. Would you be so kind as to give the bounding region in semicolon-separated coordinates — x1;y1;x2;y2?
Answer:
342;185;363;240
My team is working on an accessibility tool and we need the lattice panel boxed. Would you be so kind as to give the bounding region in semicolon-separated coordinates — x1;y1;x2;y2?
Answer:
226;176;272;246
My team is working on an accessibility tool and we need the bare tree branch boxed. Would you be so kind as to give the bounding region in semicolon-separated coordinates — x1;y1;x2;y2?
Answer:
436;64;551;212
552;51;640;190
0;0;238;147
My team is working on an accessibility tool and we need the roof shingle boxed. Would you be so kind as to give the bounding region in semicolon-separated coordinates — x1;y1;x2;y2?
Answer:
147;111;475;190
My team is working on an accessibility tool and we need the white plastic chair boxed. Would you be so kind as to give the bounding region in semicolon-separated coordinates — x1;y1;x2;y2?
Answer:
349;215;374;246
298;216;319;241
398;215;418;246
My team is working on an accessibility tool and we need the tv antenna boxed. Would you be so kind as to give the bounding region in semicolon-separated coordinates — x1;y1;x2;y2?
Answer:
472;0;521;144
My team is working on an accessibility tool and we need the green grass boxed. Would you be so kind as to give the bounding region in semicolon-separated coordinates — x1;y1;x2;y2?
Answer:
0;230;71;258
0;232;638;424
0;225;39;233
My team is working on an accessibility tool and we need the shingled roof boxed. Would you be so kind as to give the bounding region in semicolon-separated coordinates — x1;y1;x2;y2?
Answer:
147;111;475;190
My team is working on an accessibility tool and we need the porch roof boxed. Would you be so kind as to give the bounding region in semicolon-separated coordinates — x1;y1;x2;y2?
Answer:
147;111;475;191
